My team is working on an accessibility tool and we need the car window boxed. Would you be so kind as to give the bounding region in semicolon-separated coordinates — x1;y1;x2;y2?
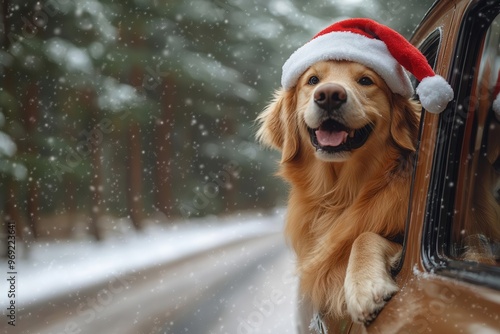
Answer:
422;1;500;288
413;29;441;89
449;13;500;265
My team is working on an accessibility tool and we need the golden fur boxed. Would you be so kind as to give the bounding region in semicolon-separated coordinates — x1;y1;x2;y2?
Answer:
257;60;421;324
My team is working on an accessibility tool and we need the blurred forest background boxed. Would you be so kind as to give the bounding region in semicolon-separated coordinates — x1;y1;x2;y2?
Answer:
0;0;434;244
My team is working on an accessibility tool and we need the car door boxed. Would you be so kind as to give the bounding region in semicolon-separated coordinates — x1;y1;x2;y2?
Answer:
348;1;500;333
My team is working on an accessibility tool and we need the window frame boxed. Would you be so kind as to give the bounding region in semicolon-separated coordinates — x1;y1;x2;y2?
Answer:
393;28;442;275
421;0;500;289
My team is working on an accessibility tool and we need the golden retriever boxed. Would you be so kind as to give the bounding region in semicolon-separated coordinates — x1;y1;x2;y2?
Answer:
257;60;421;326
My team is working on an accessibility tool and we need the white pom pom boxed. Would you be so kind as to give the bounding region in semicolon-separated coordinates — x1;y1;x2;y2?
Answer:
493;93;500;121
416;75;454;114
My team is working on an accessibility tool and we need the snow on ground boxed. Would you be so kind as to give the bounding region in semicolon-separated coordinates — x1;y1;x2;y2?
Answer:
2;209;286;310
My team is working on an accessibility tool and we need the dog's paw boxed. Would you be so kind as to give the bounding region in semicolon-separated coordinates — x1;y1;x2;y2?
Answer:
344;274;399;325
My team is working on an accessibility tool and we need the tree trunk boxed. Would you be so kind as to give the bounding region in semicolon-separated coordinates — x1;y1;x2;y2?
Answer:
63;175;77;214
221;116;239;212
23;83;41;238
154;79;174;218
124;64;146;230
82;89;103;241
89;141;103;240
5;178;26;241
1;1;30;250
26;180;39;237
127;120;144;230
1;0;10;50
3;178;31;258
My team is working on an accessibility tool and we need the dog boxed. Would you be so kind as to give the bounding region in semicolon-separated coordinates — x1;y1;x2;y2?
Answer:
257;59;421;326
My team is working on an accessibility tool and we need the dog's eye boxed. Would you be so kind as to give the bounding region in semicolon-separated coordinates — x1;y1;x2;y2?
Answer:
308;76;320;85
358;76;374;86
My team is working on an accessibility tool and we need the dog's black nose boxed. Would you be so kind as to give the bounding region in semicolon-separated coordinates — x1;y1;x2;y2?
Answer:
314;83;347;111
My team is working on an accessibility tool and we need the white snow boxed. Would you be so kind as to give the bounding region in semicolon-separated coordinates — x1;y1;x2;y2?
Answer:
45;38;93;74
98;77;144;112
4;210;285;309
0;131;16;157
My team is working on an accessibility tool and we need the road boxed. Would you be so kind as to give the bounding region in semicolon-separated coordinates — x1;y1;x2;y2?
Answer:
13;231;299;334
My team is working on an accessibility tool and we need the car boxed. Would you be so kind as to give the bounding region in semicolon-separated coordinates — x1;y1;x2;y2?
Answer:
310;0;500;333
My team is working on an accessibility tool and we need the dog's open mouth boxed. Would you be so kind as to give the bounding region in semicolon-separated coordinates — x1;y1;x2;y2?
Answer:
308;119;373;153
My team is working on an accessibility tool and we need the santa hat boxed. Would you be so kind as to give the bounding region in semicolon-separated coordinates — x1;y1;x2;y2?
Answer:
281;18;454;114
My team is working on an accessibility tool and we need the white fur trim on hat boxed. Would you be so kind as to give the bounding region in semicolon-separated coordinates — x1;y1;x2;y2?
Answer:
416;75;454;114
281;31;414;97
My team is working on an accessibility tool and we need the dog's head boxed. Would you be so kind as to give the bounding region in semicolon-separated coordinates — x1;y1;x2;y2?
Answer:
257;60;420;163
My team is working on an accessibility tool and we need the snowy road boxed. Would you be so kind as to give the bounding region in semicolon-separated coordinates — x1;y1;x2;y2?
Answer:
3;212;299;334
160;234;298;334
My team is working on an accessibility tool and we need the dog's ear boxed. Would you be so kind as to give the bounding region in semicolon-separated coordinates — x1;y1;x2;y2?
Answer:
257;90;285;149
390;96;421;151
256;89;300;163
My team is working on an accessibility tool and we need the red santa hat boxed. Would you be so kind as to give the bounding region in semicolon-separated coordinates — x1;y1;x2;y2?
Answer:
281;18;454;114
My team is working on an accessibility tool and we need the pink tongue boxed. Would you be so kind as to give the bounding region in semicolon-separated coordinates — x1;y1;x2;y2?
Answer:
315;129;348;147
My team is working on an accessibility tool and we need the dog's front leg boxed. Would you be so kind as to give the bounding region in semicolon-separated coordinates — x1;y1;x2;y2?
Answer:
344;232;402;325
